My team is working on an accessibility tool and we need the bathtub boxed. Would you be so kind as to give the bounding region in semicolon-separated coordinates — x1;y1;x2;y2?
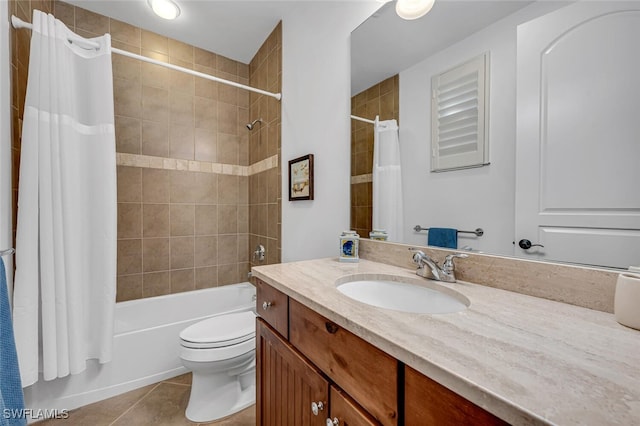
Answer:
23;283;256;413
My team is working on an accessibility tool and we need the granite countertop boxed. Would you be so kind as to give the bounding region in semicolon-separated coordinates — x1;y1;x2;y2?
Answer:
252;257;640;426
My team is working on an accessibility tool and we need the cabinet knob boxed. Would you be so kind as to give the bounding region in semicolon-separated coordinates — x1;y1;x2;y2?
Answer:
311;401;324;416
326;418;339;426
262;301;272;310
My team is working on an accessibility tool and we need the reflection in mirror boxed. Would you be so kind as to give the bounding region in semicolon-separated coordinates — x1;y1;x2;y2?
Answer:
350;1;640;270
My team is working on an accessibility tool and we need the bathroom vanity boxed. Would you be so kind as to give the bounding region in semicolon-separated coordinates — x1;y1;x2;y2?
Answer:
253;257;640;425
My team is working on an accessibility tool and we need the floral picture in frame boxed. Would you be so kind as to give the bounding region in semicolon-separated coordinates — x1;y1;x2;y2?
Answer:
288;154;314;201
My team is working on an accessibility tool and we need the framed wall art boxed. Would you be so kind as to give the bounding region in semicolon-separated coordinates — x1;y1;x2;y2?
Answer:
288;154;314;201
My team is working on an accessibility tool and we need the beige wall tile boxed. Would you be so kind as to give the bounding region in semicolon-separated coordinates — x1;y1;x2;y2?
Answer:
238;234;249;263
54;1;75;28
117;274;142;302
218;263;239;286
75;7;108;34
142;271;171;297
195;172;218;204
117;166;142;202
142;61;169;90
217;205;238;234
194;97;217;130
142;238;170;272
143;204;170;237
169;124;195;160
115;116;141;154
142;86;169;123
142;169;170;203
218;235;238;265
195;236;217;267
117;203;141;238
170;204;195;236
195;205;218;236
194;128;217;162
249;204;267;237
218;175;238;204
219;84;238;106
217;55;237;75
217;133;239;164
171;268;195;293
218;103;238;135
170;237;194;269
195;47;215;68
267;203;278;239
114;78;142;119
170;171;197;203
142;121;169;157
195;266;217;289
117;239;142;275
237;205;249;233
141;30;168;55
113;54;140;83
168;38;194;63
110;19;140;46
169;92;194;126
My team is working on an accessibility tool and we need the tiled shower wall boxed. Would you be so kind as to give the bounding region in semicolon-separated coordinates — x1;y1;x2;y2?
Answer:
249;23;282;269
350;75;399;238
9;1;281;301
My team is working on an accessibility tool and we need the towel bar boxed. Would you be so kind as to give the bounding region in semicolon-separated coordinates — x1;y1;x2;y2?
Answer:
413;226;484;237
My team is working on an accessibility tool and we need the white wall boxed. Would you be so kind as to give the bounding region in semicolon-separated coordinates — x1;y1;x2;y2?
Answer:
399;1;567;255
280;1;380;262
1;0;15;298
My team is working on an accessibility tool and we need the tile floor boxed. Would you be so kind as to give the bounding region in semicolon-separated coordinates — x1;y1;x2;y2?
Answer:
36;373;255;425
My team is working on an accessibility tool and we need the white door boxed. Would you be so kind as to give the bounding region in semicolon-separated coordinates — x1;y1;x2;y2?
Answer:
515;1;640;269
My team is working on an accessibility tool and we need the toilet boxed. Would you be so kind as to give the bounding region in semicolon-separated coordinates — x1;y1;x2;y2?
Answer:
179;310;257;423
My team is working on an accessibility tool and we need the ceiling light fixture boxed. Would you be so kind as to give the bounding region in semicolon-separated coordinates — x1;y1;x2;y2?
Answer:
395;0;435;20
148;0;181;20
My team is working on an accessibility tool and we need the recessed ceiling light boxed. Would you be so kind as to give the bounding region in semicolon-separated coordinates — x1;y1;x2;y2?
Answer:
148;0;181;20
396;0;435;20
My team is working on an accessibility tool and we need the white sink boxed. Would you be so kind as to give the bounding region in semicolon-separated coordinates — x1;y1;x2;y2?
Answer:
336;275;469;314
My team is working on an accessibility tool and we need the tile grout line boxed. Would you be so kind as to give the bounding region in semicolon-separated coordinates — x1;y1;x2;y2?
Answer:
107;382;162;426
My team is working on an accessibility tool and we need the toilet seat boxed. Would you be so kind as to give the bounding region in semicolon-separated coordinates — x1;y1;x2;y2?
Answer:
180;311;256;349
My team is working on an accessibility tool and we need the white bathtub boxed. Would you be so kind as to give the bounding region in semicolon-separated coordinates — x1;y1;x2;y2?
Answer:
23;283;256;413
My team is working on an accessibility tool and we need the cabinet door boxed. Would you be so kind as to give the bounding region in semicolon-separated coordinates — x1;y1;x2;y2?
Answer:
289;299;398;425
257;318;329;426
405;366;508;425
328;385;380;426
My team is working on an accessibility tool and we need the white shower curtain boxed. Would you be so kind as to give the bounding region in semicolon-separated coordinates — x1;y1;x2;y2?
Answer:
372;119;404;242
12;10;117;386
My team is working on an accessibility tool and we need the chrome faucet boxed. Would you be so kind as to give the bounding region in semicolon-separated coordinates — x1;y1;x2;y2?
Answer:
409;248;468;283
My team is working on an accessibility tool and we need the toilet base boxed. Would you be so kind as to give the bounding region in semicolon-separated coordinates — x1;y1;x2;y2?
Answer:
184;360;256;423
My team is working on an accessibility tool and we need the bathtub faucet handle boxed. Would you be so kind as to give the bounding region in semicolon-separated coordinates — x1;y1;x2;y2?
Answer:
253;244;265;262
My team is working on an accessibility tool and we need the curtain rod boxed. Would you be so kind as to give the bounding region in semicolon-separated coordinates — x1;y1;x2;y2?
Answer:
351;115;388;128
10;15;282;101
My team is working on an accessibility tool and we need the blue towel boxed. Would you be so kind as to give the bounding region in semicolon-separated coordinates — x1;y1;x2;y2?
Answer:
428;228;458;249
0;258;26;426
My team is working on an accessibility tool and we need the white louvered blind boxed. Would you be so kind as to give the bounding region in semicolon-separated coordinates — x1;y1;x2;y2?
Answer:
431;52;490;172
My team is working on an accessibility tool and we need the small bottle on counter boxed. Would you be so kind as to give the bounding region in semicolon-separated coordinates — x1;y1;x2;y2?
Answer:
339;231;360;262
369;229;388;241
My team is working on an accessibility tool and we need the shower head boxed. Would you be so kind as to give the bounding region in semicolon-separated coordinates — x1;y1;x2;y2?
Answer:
246;118;263;130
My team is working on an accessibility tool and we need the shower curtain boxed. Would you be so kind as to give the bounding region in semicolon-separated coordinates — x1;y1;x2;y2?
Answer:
12;10;117;387
372;119;404;242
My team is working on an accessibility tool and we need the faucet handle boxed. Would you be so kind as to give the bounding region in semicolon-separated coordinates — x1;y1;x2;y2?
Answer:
442;253;468;271
408;248;427;264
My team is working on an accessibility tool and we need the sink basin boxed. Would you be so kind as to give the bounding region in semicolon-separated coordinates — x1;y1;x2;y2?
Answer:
336;275;469;314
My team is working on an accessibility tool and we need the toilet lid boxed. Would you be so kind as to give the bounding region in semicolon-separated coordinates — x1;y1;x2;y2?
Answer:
180;311;256;349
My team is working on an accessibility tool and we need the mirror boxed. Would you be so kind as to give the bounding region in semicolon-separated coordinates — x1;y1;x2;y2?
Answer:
350;0;640;270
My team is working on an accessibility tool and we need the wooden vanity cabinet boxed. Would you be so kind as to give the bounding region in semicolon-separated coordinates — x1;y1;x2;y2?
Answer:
405;366;509;426
257;318;329;426
289;299;398;425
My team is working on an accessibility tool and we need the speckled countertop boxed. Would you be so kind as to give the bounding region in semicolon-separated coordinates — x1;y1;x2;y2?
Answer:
252;258;640;426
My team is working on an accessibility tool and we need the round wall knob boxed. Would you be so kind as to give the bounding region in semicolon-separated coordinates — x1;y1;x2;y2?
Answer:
518;239;544;250
326;418;339;426
311;401;324;416
262;301;272;310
